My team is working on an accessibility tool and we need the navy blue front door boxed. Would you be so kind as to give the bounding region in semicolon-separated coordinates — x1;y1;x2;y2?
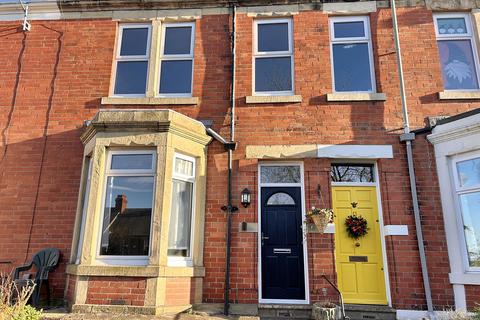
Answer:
261;187;305;300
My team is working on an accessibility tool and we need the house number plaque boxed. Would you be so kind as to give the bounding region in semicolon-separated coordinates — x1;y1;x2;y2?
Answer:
349;256;368;262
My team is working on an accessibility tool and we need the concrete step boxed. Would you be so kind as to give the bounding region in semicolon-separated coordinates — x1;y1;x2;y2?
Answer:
259;304;311;319
344;304;396;320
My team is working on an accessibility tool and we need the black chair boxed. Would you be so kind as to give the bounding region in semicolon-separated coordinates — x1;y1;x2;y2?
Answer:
14;248;60;308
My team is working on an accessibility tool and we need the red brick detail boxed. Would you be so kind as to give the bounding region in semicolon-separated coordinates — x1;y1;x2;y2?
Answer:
86;277;146;306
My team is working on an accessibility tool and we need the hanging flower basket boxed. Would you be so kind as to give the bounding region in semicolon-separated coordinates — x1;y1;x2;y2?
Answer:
306;207;334;233
345;214;369;239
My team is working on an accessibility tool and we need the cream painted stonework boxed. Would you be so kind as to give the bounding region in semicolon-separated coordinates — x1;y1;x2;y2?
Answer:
67;109;211;315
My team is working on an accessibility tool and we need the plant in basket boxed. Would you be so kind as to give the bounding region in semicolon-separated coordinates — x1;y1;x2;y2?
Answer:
306;207;334;233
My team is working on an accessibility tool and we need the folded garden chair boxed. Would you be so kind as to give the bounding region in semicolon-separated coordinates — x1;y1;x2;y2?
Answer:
13;248;60;308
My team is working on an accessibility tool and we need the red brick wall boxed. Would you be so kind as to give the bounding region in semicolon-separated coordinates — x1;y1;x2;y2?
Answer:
0;4;479;310
86;277;146;306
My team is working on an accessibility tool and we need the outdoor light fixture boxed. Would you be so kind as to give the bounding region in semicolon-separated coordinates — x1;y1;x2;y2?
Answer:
241;188;251;208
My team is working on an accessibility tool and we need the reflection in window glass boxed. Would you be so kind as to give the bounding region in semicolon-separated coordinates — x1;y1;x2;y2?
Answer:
457;157;480;188
333;21;365;38
260;166;301;184
111;154;153;170
267;192;295;205
159;60;193;94
255;57;292;92
255;19;293;94
331;164;374;183
159;23;195;95
164;27;192;55
438;40;479;90
100;176;154;256
114;61;148;95
258;23;289;52
332;43;372;92
120;28;149;56
459;192;480;267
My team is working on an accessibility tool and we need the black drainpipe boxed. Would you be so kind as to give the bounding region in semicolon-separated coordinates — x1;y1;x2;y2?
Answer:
223;3;238;315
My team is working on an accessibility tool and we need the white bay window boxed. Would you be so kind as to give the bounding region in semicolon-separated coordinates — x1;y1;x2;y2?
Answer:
98;150;156;264
168;154;196;265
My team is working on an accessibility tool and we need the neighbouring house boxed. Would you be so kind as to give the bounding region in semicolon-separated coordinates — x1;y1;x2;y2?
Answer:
2;0;480;318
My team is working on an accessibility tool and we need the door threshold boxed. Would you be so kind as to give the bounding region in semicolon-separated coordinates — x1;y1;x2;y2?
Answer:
259;299;309;305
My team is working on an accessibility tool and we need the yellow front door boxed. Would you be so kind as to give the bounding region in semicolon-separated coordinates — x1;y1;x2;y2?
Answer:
332;186;387;305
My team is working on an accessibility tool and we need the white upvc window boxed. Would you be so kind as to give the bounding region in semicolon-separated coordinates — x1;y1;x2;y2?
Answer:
97;150;156;265
452;152;480;271
434;13;480;91
159;22;196;97
253;18;294;96
113;24;152;97
329;16;376;93
168;153;196;266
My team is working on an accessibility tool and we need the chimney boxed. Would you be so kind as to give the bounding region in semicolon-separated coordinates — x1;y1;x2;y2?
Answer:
115;195;128;214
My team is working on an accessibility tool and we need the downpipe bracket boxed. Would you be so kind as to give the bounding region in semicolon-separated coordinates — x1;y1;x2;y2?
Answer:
400;132;415;142
221;205;238;213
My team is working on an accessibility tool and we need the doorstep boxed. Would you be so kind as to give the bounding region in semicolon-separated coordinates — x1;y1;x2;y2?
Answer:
258;304;312;319
344;304;396;320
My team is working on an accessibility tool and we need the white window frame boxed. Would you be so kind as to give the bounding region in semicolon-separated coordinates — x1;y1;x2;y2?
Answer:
112;23;152;98
434;13;480;92
96;149;157;266
158;22;196;98
329;16;376;93
451;151;480;272
167;153;196;267
253;18;294;96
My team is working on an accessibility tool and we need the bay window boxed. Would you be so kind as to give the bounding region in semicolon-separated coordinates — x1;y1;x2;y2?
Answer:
168;154;196;264
99;150;156;263
453;153;480;269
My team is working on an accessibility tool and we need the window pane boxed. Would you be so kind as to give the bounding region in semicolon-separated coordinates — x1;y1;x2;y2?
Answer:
459;192;480;267
100;176;154;256
111;154;153;170
168;179;193;257
164;26;193;55
159;60;193;94
175;157;194;176
438;40;479;90
260;166;301;184
267;192;295;205
331;164;374;183
333;43;373;92
333;21;365;38
258;23;289;52
457;157;480;188
255;57;292;92
120;28;149;56
437;18;467;35
114;61;148;95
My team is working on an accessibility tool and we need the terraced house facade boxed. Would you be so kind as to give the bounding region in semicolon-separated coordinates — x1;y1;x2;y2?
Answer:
2;0;480;318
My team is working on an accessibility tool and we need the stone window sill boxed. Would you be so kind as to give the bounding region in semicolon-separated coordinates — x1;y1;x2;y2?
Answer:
66;264;205;277
327;92;386;102
438;91;480;100
101;97;199;105
246;95;302;104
